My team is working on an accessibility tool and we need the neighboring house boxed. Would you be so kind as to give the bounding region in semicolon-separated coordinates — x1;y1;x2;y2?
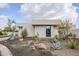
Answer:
16;19;76;38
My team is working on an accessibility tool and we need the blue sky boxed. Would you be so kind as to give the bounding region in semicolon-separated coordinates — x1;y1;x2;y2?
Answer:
0;3;25;22
0;3;79;28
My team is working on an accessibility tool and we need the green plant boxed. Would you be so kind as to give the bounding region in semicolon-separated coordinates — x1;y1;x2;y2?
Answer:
21;29;28;39
2;32;7;35
58;20;71;40
67;33;77;49
33;35;39;41
0;31;3;35
3;27;13;32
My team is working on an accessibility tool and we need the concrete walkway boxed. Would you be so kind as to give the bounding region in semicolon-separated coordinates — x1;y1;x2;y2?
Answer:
0;44;12;56
0;37;10;41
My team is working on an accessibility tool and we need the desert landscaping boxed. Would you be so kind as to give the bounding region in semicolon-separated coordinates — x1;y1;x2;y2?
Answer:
0;19;79;56
0;37;79;56
0;3;79;56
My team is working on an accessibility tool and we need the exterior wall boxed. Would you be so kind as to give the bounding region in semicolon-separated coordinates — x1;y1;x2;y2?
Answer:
34;26;46;37
34;26;58;38
51;26;58;38
23;24;35;37
17;23;35;37
17;23;58;38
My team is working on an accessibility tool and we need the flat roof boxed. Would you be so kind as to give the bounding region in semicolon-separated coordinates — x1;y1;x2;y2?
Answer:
32;19;61;26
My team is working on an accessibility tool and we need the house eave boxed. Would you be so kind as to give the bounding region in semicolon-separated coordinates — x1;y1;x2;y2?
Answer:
32;19;61;26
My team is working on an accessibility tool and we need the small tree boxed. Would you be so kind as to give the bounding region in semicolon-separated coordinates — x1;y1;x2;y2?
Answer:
58;20;71;40
0;31;3;35
21;29;28;39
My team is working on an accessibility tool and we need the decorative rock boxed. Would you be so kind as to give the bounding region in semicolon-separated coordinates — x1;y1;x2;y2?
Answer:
34;43;47;50
19;39;23;41
31;46;36;51
52;39;62;50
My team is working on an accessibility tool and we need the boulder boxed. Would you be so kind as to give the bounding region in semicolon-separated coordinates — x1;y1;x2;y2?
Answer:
34;43;47;50
52;41;62;50
19;39;23;41
31;45;36;51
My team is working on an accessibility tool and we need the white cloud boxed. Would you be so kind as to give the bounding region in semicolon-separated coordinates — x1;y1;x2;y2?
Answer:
0;3;9;8
20;3;78;24
0;15;8;20
0;15;8;28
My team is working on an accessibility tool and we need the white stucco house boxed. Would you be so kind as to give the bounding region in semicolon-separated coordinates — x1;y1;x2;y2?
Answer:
16;19;76;38
16;19;61;38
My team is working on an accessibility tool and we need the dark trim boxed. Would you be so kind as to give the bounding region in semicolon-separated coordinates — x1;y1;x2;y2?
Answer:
32;25;58;27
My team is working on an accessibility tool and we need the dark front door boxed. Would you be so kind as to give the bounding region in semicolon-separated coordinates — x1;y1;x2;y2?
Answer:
46;26;51;37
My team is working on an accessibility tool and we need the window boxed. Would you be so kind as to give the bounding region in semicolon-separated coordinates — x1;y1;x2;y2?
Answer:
46;26;51;37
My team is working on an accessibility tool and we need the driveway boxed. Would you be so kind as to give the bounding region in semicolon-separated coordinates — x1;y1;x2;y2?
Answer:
0;44;12;56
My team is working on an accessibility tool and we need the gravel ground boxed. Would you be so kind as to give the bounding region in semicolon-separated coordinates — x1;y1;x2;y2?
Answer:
52;48;79;56
0;38;79;56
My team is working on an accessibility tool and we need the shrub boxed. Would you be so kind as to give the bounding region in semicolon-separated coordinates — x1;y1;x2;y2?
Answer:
32;35;39;42
3;27;13;32
67;33;77;49
21;29;28;39
0;31;3;35
58;20;71;40
2;32;7;35
67;39;77;49
32;35;38;39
